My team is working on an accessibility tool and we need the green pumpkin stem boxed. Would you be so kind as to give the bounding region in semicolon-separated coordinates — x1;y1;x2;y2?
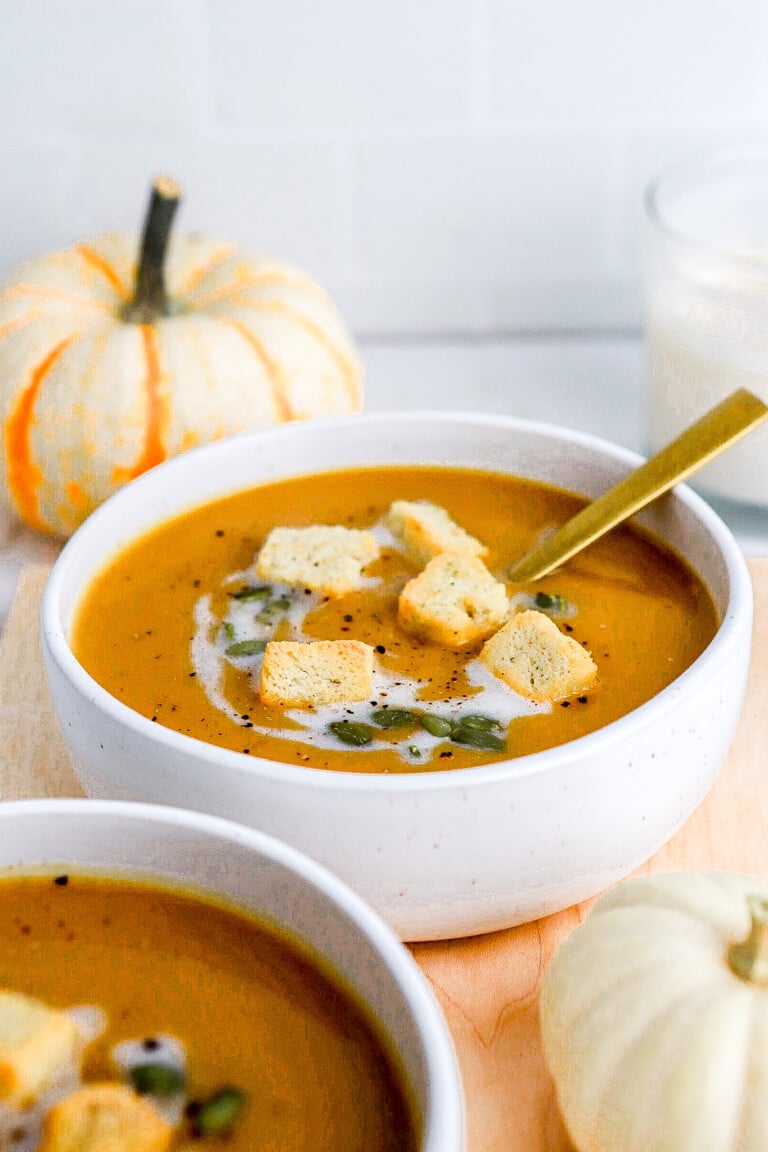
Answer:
728;896;768;985
123;175;182;323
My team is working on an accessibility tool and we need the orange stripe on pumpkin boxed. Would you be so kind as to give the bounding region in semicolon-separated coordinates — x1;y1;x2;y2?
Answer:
184;270;329;311
0;312;42;345
0;284;111;313
77;245;130;299
179;429;201;453
241;299;361;411
178;245;237;296
225;319;293;422
5;335;79;532
111;326;170;485
65;480;88;509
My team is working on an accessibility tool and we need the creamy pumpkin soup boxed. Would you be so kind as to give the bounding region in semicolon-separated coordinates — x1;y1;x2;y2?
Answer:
0;873;417;1151
72;466;718;773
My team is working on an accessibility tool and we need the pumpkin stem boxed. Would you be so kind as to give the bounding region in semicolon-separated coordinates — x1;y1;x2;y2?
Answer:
123;175;182;323
728;896;768;985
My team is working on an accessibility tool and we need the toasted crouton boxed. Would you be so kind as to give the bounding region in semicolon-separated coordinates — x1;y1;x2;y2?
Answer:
386;500;487;566
255;525;378;597
480;609;597;702
397;553;509;649
39;1083;173;1152
0;989;82;1109
259;639;375;708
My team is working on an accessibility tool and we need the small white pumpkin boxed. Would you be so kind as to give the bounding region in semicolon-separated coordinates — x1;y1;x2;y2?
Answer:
540;872;768;1152
0;177;363;537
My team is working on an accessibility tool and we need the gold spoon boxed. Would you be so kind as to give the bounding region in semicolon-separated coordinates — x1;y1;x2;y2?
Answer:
507;388;768;584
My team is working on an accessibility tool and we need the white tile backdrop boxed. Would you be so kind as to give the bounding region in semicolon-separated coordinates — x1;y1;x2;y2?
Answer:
2;0;768;336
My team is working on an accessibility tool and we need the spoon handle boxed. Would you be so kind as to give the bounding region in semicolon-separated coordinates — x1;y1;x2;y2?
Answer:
507;388;768;584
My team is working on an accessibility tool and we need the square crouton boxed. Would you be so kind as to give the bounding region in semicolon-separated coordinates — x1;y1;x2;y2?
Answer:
398;553;509;649
256;525;379;597
259;639;375;708
480;609;598;702
39;1083;173;1152
386;500;487;567
0;990;82;1109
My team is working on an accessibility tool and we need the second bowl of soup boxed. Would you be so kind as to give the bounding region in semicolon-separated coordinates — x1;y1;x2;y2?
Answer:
41;412;752;939
0;798;462;1150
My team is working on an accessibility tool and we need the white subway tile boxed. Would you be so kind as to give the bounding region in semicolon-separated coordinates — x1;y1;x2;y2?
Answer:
0;0;202;136
194;140;353;282
333;281;491;338
356;133;612;290
341;279;639;338
66;138;203;237
206;0;474;131
490;279;638;332
485;0;768;130
2;2;766;338
71;135;351;285
0;145;81;276
360;335;644;448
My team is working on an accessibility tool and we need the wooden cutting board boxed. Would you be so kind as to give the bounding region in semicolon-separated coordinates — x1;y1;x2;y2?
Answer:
3;560;768;1152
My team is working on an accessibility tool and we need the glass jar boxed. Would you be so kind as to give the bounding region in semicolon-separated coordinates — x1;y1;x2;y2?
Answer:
645;145;768;506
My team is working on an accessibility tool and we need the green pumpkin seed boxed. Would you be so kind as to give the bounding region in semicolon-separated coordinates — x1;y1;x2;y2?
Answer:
222;621;235;640
533;592;570;615
193;1087;245;1135
450;727;506;752
257;596;292;621
225;638;267;657
372;708;418;728
129;1063;185;1097
329;721;373;746
231;585;271;601
458;714;501;732
419;714;453;738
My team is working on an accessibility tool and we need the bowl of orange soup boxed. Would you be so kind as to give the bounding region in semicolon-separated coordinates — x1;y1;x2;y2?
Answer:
41;412;752;940
0;798;462;1151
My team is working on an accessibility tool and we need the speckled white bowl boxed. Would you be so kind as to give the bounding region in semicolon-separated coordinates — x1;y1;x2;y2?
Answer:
41;412;753;940
0;798;463;1151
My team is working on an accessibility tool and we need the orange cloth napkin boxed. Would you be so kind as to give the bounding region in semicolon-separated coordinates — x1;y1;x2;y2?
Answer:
3;561;768;1151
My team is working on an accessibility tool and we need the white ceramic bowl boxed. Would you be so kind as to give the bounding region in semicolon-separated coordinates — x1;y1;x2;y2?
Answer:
0;798;463;1150
41;412;753;940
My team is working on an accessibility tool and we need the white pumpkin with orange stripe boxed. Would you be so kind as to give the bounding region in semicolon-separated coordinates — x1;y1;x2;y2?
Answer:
0;177;363;537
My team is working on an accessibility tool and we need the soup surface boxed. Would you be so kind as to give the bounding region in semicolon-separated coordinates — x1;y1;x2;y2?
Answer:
0;872;416;1151
72;466;719;773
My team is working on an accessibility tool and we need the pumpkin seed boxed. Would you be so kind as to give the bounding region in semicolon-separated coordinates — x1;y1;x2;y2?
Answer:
129;1063;185;1097
450;727;506;752
231;585;271;601
225;638;267;657
419;714;454;738
193;1087;245;1135
458;714;501;732
223;621;235;640
372;708;418;728
533;592;570;615
329;721;373;746
257;596;292;621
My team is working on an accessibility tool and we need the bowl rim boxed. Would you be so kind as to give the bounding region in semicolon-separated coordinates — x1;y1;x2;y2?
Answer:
0;796;463;1149
41;409;753;794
